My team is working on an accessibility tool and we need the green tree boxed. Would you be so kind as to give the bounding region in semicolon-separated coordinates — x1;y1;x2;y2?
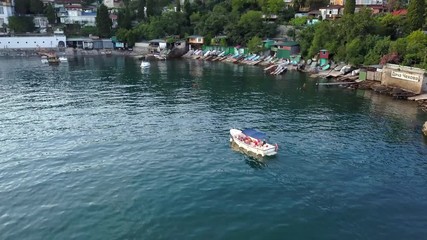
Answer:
232;0;259;13
227;10;274;45
378;13;404;39
344;0;355;15
184;0;192;15
297;25;315;57
30;0;44;14
8;16;35;33
116;27;137;47
146;0;158;17
45;4;56;24
118;7;132;29
258;0;285;15
135;0;146;20
402;30;427;66
247;36;263;53
197;4;229;37
96;4;112;37
176;0;181;12
81;26;98;36
308;21;337;57
364;37;392;64
406;0;425;32
14;0;30;14
292;0;306;12
307;0;328;10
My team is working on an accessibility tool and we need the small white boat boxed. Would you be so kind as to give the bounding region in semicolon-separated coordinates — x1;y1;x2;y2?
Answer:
41;56;48;64
229;128;278;157
140;61;150;68
59;56;68;62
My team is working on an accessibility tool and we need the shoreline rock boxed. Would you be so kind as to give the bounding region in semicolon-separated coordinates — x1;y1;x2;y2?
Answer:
423;122;427;136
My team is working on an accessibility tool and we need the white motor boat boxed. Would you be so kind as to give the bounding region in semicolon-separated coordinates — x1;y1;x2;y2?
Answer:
41;56;48;64
229;128;278;157
140;61;150;68
59;56;68;62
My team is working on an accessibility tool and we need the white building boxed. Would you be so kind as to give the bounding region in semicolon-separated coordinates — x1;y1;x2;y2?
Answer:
103;0;123;8
0;35;66;49
34;16;49;29
356;0;384;5
0;0;14;26
59;5;97;26
319;5;344;20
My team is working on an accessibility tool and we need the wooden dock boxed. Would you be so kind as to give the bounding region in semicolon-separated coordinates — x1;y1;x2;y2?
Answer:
316;81;357;86
408;93;427;101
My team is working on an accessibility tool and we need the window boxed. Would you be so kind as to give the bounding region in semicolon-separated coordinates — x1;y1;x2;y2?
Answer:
0;7;4;15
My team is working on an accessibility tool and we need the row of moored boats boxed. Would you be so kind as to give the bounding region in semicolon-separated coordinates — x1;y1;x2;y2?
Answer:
183;49;302;75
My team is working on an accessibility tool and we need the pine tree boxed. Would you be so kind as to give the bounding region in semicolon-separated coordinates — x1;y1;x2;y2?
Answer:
137;0;146;20
95;4;112;38
344;0;355;15
45;4;56;24
407;0;426;32
176;0;181;12
146;0;155;17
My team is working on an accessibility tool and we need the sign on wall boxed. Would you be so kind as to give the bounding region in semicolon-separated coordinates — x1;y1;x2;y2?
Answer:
391;70;421;82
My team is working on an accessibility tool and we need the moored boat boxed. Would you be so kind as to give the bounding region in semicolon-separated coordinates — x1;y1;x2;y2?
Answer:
59;56;68;62
47;56;60;65
41;56;48;64
229;128;278;156
140;61;150;68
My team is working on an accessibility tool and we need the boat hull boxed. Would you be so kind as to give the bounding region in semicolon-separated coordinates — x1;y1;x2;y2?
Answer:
229;129;277;156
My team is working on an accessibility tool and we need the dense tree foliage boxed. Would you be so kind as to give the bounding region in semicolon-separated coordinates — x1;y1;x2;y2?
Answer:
94;0;425;69
344;0;355;15
8;16;35;33
135;0;146;20
45;4;56;24
96;4;112;37
247;36;263;53
296;9;427;69
117;7;132;29
14;0;44;14
406;0;426;32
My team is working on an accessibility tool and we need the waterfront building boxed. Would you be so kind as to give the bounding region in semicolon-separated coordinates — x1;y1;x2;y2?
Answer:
0;34;66;49
148;39;167;53
382;64;427;94
187;35;204;50
272;41;300;59
0;0;14;26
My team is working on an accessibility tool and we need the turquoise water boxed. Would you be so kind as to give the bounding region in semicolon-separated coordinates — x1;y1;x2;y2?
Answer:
1;56;427;239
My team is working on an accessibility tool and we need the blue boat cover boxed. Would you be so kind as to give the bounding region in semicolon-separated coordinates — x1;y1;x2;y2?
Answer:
242;128;267;140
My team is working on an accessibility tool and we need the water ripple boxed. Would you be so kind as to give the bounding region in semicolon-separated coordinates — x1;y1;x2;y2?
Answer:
0;57;426;239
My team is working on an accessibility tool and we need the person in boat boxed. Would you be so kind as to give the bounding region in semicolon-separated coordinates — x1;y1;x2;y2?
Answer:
261;140;266;146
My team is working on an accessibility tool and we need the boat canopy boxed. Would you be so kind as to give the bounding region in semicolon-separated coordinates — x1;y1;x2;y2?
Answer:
242;129;267;140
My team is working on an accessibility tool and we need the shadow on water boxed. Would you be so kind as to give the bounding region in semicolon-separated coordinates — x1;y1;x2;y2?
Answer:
230;142;270;169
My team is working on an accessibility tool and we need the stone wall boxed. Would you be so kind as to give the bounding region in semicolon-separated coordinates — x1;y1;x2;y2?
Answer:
381;64;427;94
